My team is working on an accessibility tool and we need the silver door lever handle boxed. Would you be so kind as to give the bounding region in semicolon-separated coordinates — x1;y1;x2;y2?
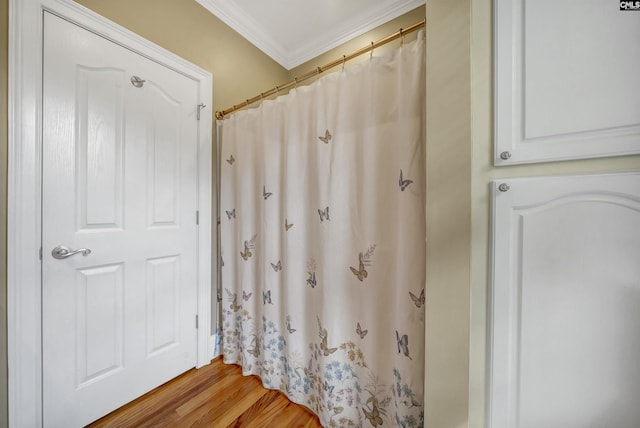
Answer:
51;245;92;259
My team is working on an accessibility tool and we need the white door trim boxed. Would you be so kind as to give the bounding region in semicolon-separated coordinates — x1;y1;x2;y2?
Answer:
8;1;213;426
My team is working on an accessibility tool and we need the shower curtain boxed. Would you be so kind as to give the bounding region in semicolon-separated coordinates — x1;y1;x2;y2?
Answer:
218;31;425;428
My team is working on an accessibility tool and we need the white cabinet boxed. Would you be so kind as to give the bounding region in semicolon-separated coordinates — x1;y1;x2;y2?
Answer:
488;172;640;428
494;0;640;165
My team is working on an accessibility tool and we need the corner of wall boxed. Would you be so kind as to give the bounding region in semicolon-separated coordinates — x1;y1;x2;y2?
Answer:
425;0;472;427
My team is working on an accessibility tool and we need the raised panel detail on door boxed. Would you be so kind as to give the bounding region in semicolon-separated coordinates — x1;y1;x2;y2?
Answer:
147;255;180;355
494;0;640;164
76;66;125;230
42;12;200;427
147;83;181;227
75;264;124;387
489;172;640;428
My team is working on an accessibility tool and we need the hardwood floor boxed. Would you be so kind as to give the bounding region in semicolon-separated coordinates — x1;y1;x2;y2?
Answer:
88;357;322;428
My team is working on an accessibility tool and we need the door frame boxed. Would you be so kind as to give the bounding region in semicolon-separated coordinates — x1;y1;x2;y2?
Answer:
8;1;213;426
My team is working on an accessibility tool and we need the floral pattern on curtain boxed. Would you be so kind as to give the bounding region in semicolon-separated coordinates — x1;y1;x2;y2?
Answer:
218;31;425;428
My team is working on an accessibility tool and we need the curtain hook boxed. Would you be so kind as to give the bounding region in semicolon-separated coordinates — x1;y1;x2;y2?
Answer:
294;77;298;89
275;85;279;95
400;28;404;46
342;55;346;71
370;41;374;59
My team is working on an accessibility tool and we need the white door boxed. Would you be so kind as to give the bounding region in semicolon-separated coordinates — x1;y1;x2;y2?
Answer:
42;13;200;427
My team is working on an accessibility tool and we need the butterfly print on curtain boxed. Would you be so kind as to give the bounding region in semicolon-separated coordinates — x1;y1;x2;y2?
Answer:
263;290;272;304
286;315;296;334
318;206;330;222
239;234;256;261
285;218;294;231
317;317;337;356
363;397;384;427
356;322;368;339
263;185;273;200
396;330;412;360
306;272;317;288
226;154;235;165
246;336;260;358
306;258;317;288
318;129;332;144
409;289;425;308
399;169;413;191
350;253;368;281
225;209;235;220
350;244;376;282
225;288;241;312
270;260;282;272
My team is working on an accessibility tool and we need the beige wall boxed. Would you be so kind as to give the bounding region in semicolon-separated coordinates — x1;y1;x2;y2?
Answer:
425;1;471;427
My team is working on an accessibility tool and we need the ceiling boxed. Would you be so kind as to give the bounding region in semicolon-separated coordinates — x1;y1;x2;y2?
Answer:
195;0;425;70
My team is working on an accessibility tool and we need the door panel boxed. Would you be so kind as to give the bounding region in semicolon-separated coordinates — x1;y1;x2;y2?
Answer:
489;172;640;428
147;255;181;354
42;12;199;427
76;66;125;230
147;84;181;227
76;263;125;386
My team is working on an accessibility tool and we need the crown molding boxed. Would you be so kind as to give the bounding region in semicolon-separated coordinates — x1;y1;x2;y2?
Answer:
288;0;425;69
195;0;425;70
195;0;290;67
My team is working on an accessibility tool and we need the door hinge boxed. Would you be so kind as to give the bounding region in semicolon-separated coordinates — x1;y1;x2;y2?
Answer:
197;103;206;121
196;210;199;225
196;314;199;329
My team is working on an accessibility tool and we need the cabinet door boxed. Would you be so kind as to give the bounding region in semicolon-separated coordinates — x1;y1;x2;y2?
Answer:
494;0;640;165
489;172;640;428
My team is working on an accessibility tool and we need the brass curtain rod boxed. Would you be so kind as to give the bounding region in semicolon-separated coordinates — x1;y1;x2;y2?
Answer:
215;18;425;120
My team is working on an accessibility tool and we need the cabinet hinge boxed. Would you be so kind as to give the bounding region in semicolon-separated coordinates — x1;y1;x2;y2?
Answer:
196;210;199;225
39;247;42;261
196;314;199;329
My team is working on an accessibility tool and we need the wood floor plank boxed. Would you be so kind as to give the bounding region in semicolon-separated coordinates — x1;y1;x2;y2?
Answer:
232;390;290;428
89;365;214;427
175;382;220;417
87;357;322;427
214;379;270;426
